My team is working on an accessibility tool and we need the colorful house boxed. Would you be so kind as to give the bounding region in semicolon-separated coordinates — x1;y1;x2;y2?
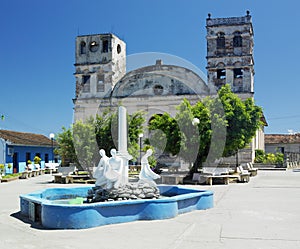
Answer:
0;129;57;174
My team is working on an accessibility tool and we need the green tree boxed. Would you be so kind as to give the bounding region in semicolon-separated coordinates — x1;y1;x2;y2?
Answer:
55;127;77;166
148;85;262;173
176;99;209;170
95;108;145;162
218;84;263;157
128;111;146;161
95;109;117;155
148;113;181;155
72;117;99;173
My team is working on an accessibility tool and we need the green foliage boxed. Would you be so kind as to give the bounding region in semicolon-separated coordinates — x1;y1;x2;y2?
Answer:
143;145;157;168
218;84;263;157
254;149;265;163
33;156;41;164
176;99;213;170
2;173;21;179
148;85;263;173
7;163;12;169
148;113;181;155
275;153;284;164
95;108;145;161
254;149;284;165
73;117;99;171
55;127;77;166
128;111;146;161
56;107;146;172
95;109;117;155
0;164;4;173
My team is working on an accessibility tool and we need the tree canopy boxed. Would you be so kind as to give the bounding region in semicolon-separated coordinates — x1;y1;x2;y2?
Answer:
148;84;263;172
55;108;146;171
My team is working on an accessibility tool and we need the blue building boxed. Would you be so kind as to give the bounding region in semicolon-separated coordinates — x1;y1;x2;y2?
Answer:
0;130;56;174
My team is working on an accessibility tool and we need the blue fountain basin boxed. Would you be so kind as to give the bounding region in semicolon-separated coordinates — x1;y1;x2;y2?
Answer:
20;185;213;229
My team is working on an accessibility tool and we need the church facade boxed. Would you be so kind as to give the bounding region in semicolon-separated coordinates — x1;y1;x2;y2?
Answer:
73;12;265;164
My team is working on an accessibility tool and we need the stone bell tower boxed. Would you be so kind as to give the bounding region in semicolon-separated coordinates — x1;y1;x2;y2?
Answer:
73;33;126;121
206;11;254;99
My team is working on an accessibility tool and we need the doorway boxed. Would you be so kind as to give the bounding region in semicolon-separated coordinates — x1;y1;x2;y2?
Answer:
13;152;19;173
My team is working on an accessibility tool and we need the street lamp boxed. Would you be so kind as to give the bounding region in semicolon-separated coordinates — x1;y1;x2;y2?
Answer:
192;118;199;126
49;133;55;163
138;133;143;167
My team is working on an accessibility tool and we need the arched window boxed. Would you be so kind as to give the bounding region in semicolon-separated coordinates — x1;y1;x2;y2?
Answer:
153;85;164;95
80;41;86;54
217;32;225;49
233;32;242;47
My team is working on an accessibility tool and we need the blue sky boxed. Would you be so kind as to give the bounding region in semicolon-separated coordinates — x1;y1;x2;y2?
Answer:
0;0;299;136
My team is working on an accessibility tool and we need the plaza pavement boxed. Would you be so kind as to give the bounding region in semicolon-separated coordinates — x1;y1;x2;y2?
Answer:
0;170;300;249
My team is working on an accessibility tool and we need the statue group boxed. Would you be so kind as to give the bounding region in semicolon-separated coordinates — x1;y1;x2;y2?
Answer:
93;148;160;190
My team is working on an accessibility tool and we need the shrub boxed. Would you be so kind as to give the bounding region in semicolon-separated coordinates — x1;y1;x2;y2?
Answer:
254;150;284;165
33;156;41;164
0;164;4;173
254;149;265;163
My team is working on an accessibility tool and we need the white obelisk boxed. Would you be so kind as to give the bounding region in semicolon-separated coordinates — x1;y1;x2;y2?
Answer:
117;106;132;185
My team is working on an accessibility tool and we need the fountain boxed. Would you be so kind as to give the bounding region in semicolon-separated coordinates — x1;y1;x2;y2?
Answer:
19;106;213;229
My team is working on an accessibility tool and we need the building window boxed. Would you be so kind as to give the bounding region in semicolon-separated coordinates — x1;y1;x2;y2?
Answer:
82;75;90;92
217;69;226;79
45;153;49;163
233;32;242;47
26;152;31;164
80;42;86;54
89;41;99;52
117;44;121;54
234;68;243;78
153;85;164;95
217;32;225;49
102;40;109;53
97;75;105;92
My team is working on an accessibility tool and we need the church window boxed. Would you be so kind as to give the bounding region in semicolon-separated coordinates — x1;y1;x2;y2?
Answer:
80;42;86;54
82;75;90;92
153;85;163;95
89;41;99;52
234;68;243;78
233;32;242;47
102;40;109;53
97;75;105;92
117;44;121;54
217;69;226;79
217;32;225;49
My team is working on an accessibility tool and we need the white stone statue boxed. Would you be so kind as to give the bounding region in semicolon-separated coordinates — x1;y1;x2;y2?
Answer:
138;149;160;187
93;149;109;188
93;148;124;189
106;148;123;189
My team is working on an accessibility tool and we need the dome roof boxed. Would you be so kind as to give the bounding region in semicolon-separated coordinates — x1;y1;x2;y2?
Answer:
111;63;208;98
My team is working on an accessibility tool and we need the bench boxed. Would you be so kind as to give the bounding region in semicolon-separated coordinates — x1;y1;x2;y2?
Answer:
19;171;31;179
202;174;240;185
53;166;76;184
44;163;59;174
161;174;186;184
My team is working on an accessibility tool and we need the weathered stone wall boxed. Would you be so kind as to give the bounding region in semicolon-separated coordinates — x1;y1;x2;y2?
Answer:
206;13;254;94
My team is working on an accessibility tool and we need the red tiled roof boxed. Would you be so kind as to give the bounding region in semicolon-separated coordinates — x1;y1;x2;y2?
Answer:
0;129;55;146
265;134;300;144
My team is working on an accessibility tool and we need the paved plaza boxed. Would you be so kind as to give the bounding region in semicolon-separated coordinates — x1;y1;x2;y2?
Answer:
0;170;300;249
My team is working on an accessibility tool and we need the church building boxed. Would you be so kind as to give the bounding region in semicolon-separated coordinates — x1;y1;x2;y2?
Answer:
72;11;265;164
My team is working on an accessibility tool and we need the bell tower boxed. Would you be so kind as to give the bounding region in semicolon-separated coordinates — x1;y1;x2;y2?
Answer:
206;11;254;99
73;33;126;121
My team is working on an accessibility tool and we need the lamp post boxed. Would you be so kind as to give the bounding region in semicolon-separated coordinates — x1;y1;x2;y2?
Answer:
192;118;200;126
49;133;55;163
138;133;143;167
